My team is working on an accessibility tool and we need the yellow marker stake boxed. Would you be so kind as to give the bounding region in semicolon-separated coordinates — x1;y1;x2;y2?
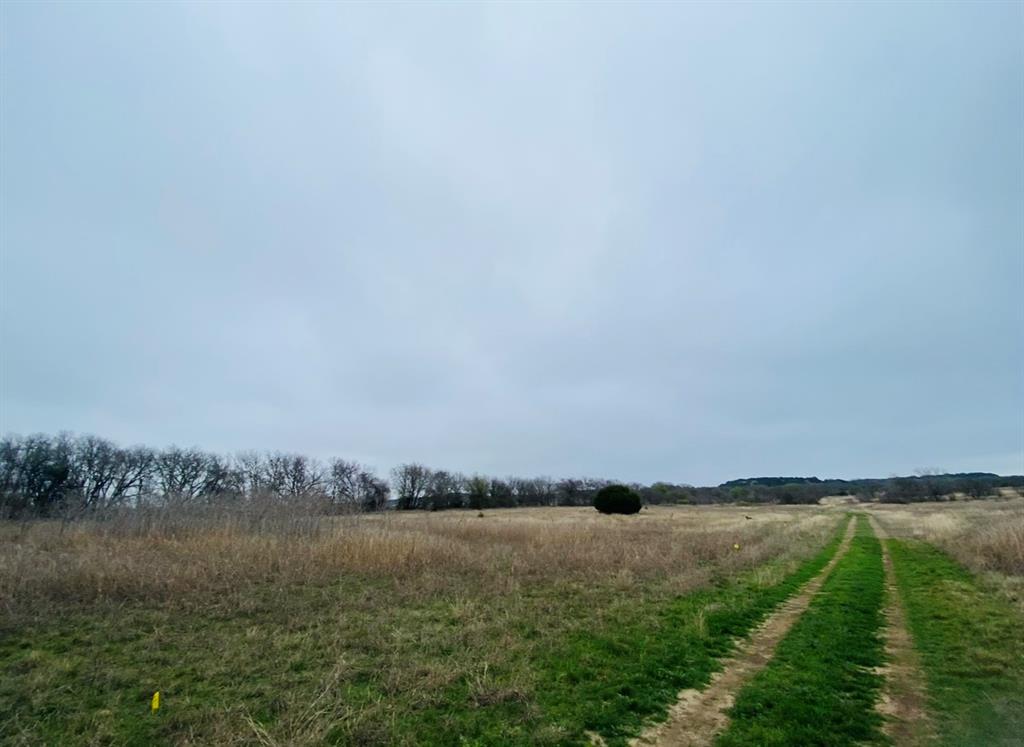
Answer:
733;543;740;550
151;691;160;713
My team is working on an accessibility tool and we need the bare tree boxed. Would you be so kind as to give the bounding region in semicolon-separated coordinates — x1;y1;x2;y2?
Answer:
426;470;463;510
328;458;361;510
0;433;75;515
391;463;431;510
356;470;390;512
327;458;388;512
234;451;265;496
154;446;232;501
288;454;326;497
68;435;154;509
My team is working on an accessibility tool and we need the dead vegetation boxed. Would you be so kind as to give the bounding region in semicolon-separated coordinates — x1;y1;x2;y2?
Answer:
0;504;836;616
867;497;1024;614
0;504;845;744
867;497;1024;576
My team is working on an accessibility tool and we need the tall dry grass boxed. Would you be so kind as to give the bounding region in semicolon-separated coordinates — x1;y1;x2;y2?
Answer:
0;503;838;615
868;497;1024;576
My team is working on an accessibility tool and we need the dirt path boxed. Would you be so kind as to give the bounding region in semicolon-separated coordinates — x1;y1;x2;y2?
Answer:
866;514;934;746
631;516;858;747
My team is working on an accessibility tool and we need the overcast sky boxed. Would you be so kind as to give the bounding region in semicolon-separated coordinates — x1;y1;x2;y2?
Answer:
1;1;1021;485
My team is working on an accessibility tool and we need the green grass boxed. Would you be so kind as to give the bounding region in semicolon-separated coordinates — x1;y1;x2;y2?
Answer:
537;515;853;746
715;514;886;747
889;539;1024;746
0;517;850;746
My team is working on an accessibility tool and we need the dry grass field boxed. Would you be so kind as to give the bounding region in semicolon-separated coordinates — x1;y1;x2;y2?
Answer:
1;504;840;745
866;497;1024;612
863;497;1024;746
2;499;1022;745
867;497;1024;574
0;505;838;613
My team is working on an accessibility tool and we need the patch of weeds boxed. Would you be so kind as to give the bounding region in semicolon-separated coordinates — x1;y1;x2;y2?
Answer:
889;539;1024;746
716;514;886;747
0;580;386;745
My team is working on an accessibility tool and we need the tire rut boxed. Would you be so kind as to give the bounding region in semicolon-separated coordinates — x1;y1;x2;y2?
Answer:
866;513;934;746
631;516;858;747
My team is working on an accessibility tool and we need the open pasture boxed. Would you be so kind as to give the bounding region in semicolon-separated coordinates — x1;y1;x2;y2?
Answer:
1;500;1022;745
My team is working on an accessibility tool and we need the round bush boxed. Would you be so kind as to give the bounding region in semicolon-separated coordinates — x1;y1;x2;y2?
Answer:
594;484;642;515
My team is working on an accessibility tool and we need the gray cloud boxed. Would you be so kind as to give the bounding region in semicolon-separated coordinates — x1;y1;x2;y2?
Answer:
2;1;1021;483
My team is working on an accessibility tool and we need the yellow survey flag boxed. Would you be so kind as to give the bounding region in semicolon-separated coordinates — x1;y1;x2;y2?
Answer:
733;543;740;550
151;691;160;712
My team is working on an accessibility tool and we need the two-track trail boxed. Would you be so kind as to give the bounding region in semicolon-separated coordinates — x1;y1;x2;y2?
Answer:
631;516;858;747
867;513;934;746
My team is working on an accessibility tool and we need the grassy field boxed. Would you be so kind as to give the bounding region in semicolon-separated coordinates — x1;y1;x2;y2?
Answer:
0;506;839;745
1;500;1022;745
717;514;886;746
867;498;1024;614
887;540;1024;745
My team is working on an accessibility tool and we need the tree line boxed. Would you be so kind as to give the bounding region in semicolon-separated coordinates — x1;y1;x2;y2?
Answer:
389;464;619;510
717;472;1024;504
0;433;626;517
0;433;388;516
2;432;1020;518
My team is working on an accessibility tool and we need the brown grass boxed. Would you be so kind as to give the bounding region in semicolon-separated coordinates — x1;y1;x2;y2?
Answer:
866;497;1024;613
0;504;837;616
0;504;845;746
866;497;1024;576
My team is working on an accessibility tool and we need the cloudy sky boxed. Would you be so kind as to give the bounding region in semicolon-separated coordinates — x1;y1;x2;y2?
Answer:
1;1;1021;484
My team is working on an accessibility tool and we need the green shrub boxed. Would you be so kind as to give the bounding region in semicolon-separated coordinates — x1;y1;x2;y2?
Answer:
594;484;642;515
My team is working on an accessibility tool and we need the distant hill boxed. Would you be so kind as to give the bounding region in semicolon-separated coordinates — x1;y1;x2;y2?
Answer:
707;472;1020;505
721;477;824;487
718;472;1001;489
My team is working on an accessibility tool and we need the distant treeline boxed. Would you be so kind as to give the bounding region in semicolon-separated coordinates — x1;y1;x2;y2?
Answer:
1;433;1020;517
716;473;1024;504
721;476;825;487
0;433;389;517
